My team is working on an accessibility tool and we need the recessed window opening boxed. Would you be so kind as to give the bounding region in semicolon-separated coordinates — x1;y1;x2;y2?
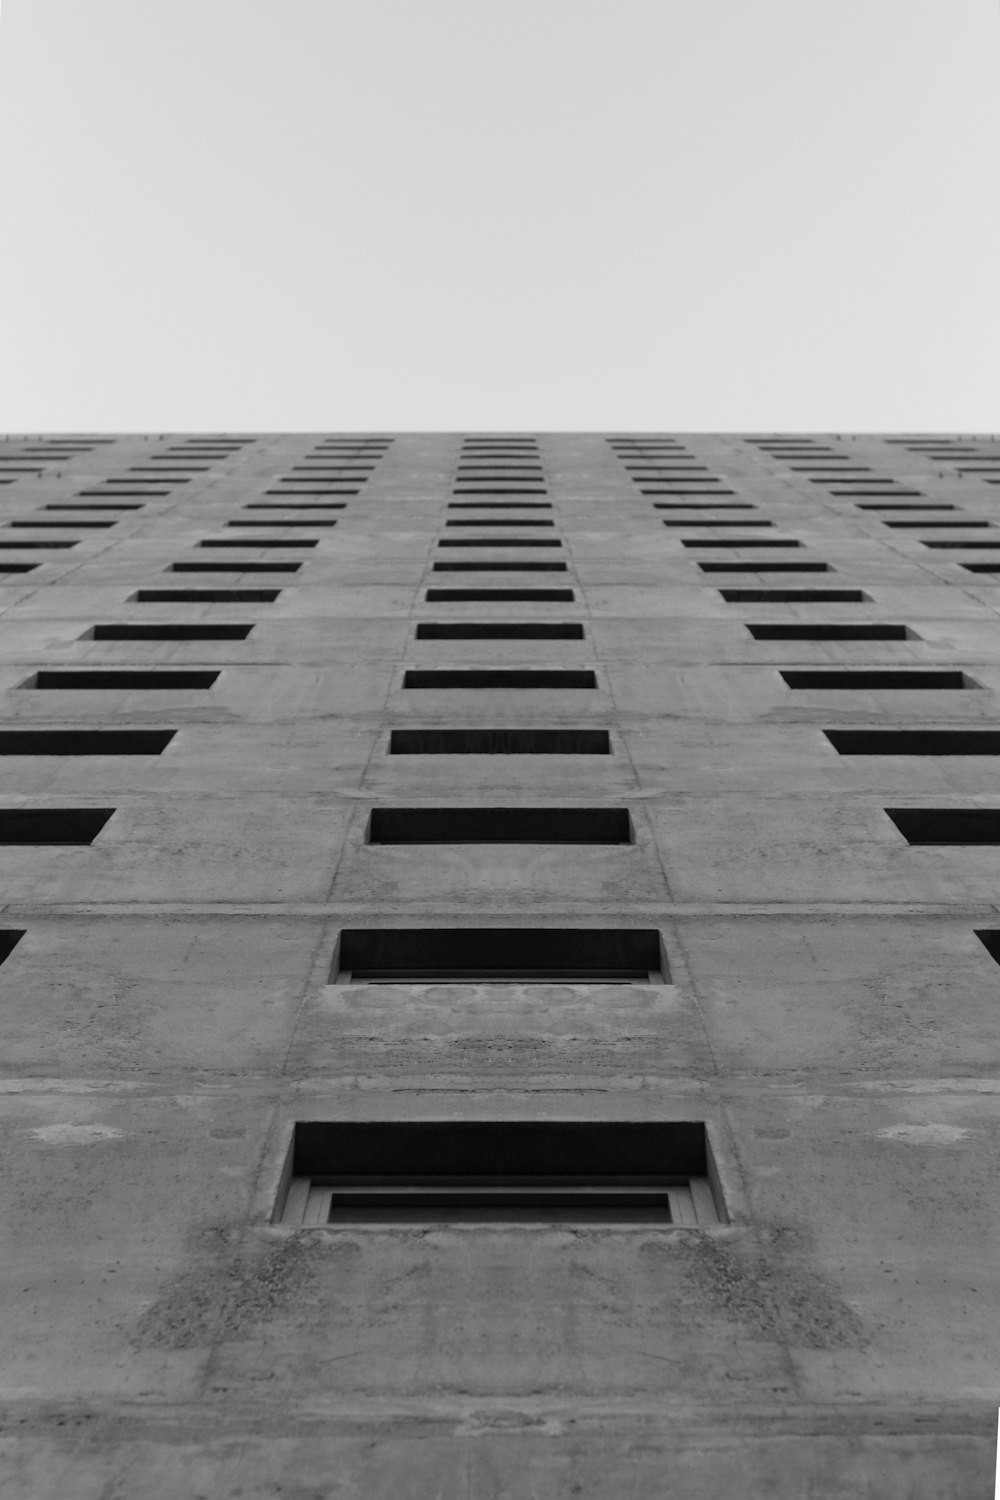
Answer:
29;670;220;690
332;927;664;983
427;557;570;573
437;539;561;548
0;564;38;573
134;588;280;602
0;541;76;549
975;931;1000;966
886;809;1000;845
885;521;988;529
655;503;756;510
448;501;552;510
857;504;954;511
264;489;358;497
0;730;175;755
389;728;608;754
9;521;115;528
198;538;319;548
445;519;554;528
825;730;1000;755
962;564;1000;574
402;669;596;690
425;588;575;602
662;519;772;527
169;562;301;573
720;588;868;602
680;539;799;548
922;541;1000;550
0;808;115;844
452;489;548;496
782;669;971;690
748;623;911;641
225;520;336;528
416;622;583;640
275;1121;724;1226
245;503;345;510
642;488;736;497
45;504;142;511
699;561;829;573
90;624;253;641
76;491;166;499
368;807;631;844
0;931;24;966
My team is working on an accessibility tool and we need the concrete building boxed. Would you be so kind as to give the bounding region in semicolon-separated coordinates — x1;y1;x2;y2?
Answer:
0;430;998;1497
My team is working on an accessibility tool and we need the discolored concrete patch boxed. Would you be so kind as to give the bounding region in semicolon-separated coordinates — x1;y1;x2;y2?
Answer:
673;1228;867;1350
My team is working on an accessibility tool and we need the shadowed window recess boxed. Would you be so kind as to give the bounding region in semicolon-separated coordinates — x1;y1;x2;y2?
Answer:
275;1121;725;1226
367;807;631;844
332;927;666;983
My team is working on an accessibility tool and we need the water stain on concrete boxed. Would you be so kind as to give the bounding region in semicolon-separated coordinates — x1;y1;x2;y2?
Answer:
877;1123;971;1145
135;1232;320;1349
671;1229;867;1349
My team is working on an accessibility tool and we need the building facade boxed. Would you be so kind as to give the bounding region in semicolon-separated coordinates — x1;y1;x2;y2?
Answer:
0;431;998;1496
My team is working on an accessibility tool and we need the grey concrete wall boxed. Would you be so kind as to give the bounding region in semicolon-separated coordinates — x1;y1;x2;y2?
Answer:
0;430;998;1496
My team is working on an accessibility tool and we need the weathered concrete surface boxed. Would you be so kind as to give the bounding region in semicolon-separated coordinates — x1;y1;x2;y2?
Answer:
0;431;998;1496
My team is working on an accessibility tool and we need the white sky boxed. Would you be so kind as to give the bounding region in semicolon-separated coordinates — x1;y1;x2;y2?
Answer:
0;0;998;432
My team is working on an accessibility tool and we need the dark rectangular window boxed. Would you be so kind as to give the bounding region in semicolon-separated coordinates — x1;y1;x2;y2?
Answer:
244;503;345;510
747;623;911;641
45;503;142;511
368;807;631;844
0;541;76;549
437;538;562;548
169;562;301;573
975;931;1000;966
89;624;253;641
0;730;175;755
662;519;773;528
452;488;548;496
30;670;219;690
781;669;970;690
654;502;756;510
720;588;867;602
0;808;115;844
416;621;583;640
389;728;609;755
680;538;799;548
426;588;575;602
445;519;554;528
922;541;1000;549
403;669;596;690
276;1121;723;1226
0;930;24;966
333;927;664;983
133;589;280;602
0;564;39;574
885;809;1000;845
885;521;988;529
700;561;828;573
198;538;318;548
857;504;955;511
225;520;336;528
963;565;1000;574
432;562;568;572
825;730;1000;755
447;502;552;510
10;520;114;528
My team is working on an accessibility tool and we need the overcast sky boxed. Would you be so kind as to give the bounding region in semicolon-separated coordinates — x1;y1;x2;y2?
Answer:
0;0;998;432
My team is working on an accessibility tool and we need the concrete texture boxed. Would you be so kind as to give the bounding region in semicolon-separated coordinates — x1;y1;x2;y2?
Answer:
0;430;998;1496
